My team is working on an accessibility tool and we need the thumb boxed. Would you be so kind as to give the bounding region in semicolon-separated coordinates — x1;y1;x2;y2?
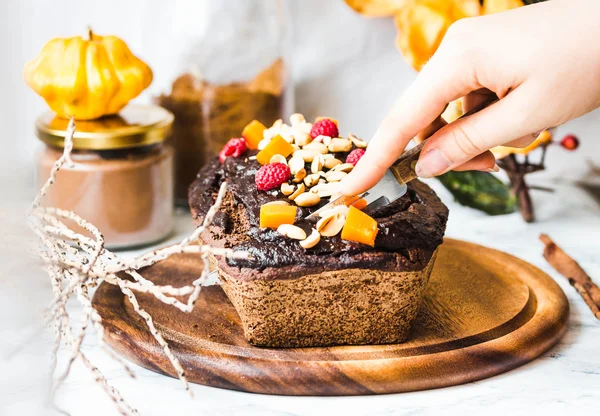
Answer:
415;87;537;178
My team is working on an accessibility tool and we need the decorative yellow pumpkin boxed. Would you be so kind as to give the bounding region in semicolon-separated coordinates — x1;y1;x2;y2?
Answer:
346;0;525;71
24;28;153;120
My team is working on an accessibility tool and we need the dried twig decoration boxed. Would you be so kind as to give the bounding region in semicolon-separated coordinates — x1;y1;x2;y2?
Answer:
497;143;549;223
25;118;248;415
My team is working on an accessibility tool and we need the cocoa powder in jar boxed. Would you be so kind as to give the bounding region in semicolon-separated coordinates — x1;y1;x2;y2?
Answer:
35;105;175;249
37;145;173;249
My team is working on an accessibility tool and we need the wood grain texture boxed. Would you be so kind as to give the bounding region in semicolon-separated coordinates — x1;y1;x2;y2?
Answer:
92;239;569;395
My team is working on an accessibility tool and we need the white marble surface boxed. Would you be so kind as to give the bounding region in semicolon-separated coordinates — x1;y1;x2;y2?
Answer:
1;179;600;416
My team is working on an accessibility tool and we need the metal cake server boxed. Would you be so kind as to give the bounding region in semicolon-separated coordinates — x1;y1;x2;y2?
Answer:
307;96;498;219
201;270;221;286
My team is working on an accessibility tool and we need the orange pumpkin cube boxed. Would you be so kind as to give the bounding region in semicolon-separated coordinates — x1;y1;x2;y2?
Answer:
242;120;267;150
350;197;368;211
315;116;339;127
341;206;378;247
260;204;297;229
256;135;294;165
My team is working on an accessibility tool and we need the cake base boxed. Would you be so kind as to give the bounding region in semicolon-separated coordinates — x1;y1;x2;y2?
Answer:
92;239;569;395
215;251;437;348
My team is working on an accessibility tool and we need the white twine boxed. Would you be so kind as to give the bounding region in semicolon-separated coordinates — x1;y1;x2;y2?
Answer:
25;117;246;414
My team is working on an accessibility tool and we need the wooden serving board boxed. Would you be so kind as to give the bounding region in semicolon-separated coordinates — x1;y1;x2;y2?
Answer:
93;239;569;395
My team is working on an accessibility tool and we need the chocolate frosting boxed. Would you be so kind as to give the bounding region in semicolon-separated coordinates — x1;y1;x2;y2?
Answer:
189;153;448;281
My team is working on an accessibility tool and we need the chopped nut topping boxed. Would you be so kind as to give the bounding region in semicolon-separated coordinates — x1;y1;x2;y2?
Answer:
318;205;349;218
269;154;288;165
348;134;368;148
323;158;342;169
310;182;339;198
328;138;353;153
293;149;321;162
325;170;347;182
294;192;321;207
316;213;346;237
289;183;306;201
277;224;307;240
332;162;354;173
280;183;295;196
257;138;271;150
294;133;312;147
292;168;307;183
303;142;328;154
311;154;324;174
288;156;305;174
263;119;283;141
303;173;320;187
290;113;305;126
263;200;290;206
299;228;321;249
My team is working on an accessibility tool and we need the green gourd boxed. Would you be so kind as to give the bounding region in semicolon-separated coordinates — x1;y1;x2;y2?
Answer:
437;171;516;216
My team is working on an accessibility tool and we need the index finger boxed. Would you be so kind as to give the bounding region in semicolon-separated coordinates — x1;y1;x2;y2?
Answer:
341;50;479;196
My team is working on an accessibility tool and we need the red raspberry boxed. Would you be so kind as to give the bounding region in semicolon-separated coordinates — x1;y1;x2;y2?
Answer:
255;163;291;191
219;138;247;163
346;148;366;166
310;119;339;139
560;134;579;151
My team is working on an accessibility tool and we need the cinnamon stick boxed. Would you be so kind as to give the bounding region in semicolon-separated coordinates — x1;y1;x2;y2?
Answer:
540;234;600;320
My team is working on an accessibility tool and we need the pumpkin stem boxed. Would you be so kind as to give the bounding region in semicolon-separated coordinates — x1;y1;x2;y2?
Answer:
87;26;93;41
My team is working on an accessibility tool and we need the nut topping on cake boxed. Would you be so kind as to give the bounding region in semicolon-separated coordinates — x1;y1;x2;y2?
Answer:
222;114;389;249
323;158;342;169
269;154;288;165
263;200;290;206
348;133;368;149
281;182;295;196
316;212;346;237
292;168;307;183
288;183;306;201
299;228;321;249
294;192;321;207
277;224;307;240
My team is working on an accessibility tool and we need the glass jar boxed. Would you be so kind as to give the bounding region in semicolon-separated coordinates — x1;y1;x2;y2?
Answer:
35;105;174;249
145;0;293;205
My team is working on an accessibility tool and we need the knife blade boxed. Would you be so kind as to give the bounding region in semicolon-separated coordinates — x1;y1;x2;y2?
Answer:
307;96;499;219
200;270;221;286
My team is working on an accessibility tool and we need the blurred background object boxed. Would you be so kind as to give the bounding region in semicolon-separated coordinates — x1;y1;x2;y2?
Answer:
148;0;292;205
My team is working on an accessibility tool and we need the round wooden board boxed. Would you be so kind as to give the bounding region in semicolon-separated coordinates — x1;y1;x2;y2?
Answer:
93;239;569;395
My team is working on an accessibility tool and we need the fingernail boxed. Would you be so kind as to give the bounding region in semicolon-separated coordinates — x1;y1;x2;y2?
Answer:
415;149;451;178
484;164;500;173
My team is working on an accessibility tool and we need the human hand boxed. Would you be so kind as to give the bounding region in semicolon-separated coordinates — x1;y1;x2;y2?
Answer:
342;0;600;196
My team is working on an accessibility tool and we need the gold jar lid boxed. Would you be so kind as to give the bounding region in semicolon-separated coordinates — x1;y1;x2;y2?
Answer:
35;104;174;150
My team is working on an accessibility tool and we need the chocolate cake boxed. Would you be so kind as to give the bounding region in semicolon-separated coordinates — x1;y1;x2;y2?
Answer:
189;116;448;348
